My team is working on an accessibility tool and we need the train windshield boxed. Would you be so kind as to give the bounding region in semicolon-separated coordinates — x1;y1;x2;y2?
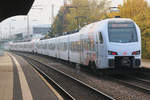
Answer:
108;22;138;43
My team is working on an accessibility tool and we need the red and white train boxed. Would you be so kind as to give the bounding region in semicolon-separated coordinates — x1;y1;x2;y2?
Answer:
9;18;141;69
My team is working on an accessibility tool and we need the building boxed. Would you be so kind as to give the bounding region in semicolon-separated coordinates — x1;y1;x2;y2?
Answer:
33;24;50;35
9;24;51;41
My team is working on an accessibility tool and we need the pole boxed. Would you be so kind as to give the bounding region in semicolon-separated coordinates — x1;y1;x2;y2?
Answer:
9;21;11;36
51;4;54;24
9;19;16;39
27;14;30;40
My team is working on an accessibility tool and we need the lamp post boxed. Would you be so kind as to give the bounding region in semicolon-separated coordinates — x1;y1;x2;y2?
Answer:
64;5;89;29
9;19;16;36
27;14;30;40
109;7;120;18
26;7;43;41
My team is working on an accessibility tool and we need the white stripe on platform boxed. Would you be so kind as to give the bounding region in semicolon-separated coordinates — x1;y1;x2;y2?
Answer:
10;54;33;100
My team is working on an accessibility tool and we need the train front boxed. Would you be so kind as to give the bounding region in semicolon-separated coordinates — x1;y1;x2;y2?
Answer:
107;19;141;69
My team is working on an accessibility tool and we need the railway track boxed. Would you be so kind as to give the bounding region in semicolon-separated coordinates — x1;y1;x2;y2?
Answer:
125;74;150;86
132;68;150;77
120;68;150;83
79;66;150;95
109;74;150;94
17;53;115;100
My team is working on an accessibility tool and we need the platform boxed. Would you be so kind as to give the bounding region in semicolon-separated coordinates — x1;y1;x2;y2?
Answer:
0;52;63;100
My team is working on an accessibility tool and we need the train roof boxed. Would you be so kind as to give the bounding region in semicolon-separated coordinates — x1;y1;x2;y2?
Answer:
80;18;133;29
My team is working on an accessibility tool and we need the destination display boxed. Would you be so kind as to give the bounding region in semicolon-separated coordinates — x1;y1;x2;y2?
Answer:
109;22;135;28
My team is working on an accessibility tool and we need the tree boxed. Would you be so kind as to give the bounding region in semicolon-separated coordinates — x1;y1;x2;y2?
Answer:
50;0;111;35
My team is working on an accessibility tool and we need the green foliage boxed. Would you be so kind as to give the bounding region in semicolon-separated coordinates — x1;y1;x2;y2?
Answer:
49;0;111;36
142;29;150;58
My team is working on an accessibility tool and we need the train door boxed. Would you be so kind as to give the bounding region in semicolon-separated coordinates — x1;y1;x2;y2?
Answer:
96;32;105;68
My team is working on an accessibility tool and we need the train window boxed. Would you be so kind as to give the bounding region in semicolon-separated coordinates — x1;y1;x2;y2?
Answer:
109;27;137;43
64;42;67;51
84;39;88;50
99;32;103;44
108;22;138;43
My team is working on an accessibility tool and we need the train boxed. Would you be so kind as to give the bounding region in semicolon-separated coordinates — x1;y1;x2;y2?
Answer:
9;18;141;70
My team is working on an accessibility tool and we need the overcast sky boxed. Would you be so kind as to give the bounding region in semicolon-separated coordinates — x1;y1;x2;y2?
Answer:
0;0;149;38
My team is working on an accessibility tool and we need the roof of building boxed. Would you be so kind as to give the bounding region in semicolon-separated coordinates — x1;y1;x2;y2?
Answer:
0;0;34;22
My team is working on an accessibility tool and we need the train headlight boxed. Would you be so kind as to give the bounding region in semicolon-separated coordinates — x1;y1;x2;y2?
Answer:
108;51;118;55
132;50;140;55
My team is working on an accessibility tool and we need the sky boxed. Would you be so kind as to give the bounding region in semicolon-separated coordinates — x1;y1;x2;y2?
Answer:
0;0;149;38
0;0;64;38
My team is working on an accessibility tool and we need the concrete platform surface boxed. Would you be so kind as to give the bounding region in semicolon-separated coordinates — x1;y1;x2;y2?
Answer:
0;52;63;100
0;53;13;100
